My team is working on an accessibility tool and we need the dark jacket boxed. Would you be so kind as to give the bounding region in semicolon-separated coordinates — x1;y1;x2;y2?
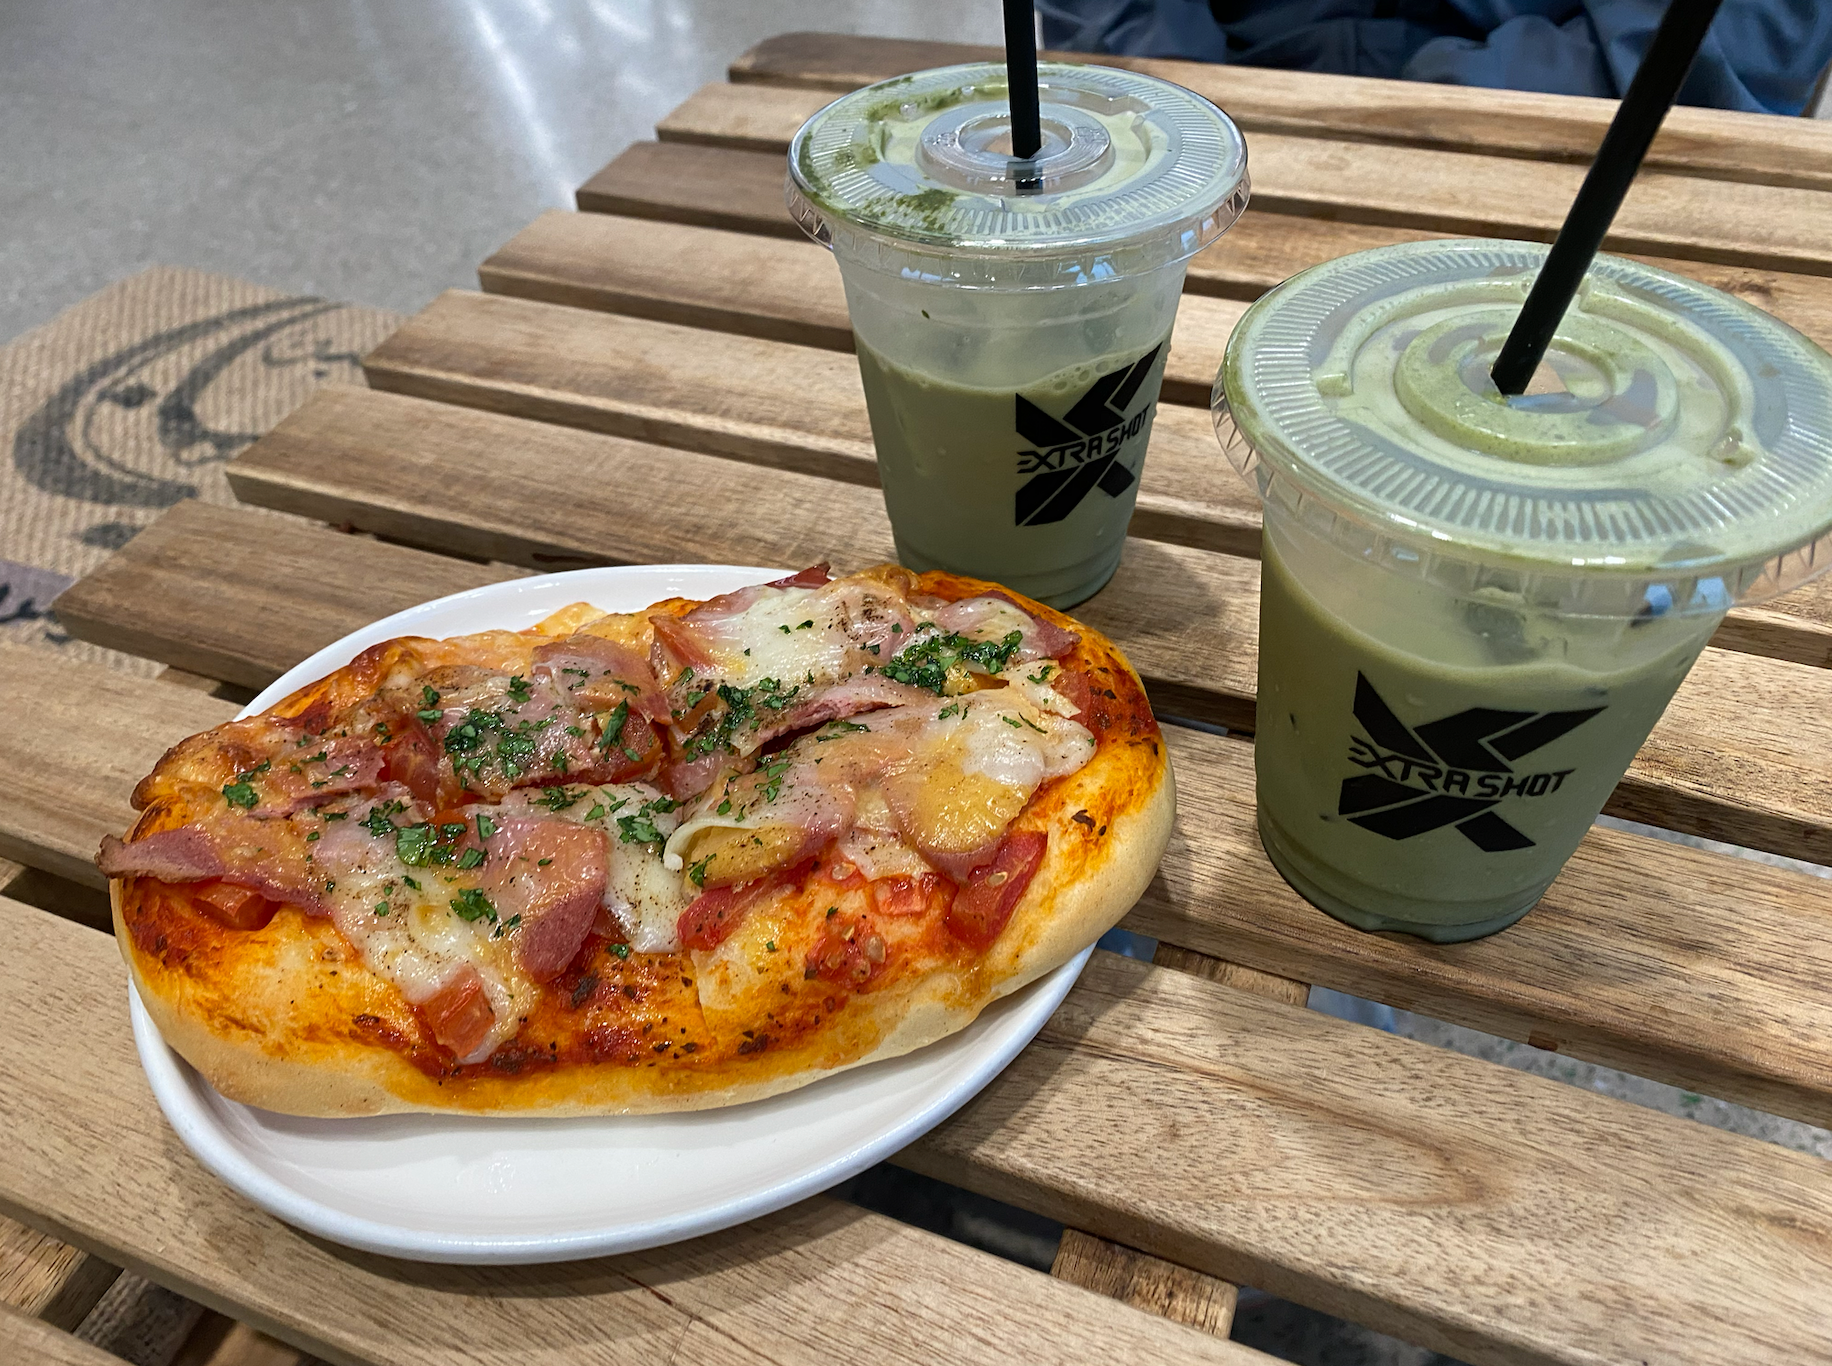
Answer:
1037;1;1832;114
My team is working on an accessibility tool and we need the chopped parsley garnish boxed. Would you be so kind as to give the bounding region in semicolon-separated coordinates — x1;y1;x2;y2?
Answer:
585;803;607;823
492;912;522;940
760;755;792;803
796;620;814;630
220;758;271;811
688;854;713;887
617;812;664;844
609;942;632;960
305;830;320;843
362;801;405;838
778;624;791;634
422;685;441;708
1003;715;1022;727
477;813;498;841
716;798;732;816
937;701;962;720
451;888;497;923
616;795;678;845
817;720;869;740
1020;715;1047;733
881;629;1025;694
374;900;391;916
456;846;486;870
505;675;532;703
680;678;801;759
597;700;640;761
402;875;420;891
534;786;582;812
416;708;444;723
395;820;469;867
1026;663;1055;684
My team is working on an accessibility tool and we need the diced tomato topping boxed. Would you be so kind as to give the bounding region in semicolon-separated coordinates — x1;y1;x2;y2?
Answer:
870;873;952;918
805;914;887;987
678;885;747;952
822;858;867;892
192;881;278;931
420;966;494;1058
946;830;1047;949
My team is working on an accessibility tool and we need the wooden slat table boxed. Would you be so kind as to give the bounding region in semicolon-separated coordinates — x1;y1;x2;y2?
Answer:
6;31;1832;1366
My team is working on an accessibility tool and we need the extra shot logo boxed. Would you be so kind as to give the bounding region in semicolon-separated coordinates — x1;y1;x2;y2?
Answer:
1012;344;1163;527
1339;674;1603;852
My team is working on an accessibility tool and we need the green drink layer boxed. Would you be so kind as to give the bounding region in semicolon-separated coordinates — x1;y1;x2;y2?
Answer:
1255;522;1713;940
857;332;1170;608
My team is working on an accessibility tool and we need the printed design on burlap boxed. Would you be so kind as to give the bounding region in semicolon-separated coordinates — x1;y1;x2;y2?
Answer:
0;268;399;667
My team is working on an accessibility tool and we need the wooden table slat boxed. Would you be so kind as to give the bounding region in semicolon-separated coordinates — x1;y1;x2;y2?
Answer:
217;390;1832;869
0;1304;128;1366
0;645;238;891
0;1216;120;1333
29;534;1832;1130
10;897;1830;1366
1051;1230;1237;1339
367;285;1260;557
729;32;1832;194
373;285;1832;673
577;133;1832;356
480;207;1244;410
48;505;528;693
0;904;1276;1366
475;209;1832;671
656;79;1832;278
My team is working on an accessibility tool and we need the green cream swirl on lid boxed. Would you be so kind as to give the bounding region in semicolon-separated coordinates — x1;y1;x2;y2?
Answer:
786;62;1249;286
1217;239;1832;612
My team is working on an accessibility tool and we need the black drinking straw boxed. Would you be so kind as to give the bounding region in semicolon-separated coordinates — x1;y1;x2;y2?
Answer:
1004;0;1042;161
1490;0;1725;395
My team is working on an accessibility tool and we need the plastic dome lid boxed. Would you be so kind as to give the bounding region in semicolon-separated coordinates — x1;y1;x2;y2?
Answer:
787;62;1249;287
1216;239;1832;615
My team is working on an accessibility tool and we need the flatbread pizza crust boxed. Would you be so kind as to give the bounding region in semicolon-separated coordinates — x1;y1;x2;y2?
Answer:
112;568;1175;1117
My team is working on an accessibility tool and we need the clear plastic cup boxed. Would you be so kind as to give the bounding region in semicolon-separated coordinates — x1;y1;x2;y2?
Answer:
788;62;1249;607
1215;239;1832;942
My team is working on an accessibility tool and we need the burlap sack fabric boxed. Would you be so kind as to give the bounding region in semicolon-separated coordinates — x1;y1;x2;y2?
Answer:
0;266;400;675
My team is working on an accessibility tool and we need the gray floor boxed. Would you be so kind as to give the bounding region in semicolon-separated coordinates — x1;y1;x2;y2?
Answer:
0;0;1003;345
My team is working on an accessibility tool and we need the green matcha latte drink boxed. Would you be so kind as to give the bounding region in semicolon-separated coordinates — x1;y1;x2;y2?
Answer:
788;63;1248;607
1216;240;1832;941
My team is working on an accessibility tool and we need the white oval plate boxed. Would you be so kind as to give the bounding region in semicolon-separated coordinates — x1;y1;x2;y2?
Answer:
129;564;1090;1264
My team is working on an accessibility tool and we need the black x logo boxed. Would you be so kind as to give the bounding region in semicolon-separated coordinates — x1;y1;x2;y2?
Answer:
1339;673;1602;852
1012;344;1162;526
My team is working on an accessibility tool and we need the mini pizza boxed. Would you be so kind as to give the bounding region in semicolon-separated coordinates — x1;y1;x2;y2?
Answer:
100;564;1174;1116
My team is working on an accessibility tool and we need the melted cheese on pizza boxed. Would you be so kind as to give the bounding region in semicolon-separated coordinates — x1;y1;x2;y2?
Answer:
102;565;1123;1075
